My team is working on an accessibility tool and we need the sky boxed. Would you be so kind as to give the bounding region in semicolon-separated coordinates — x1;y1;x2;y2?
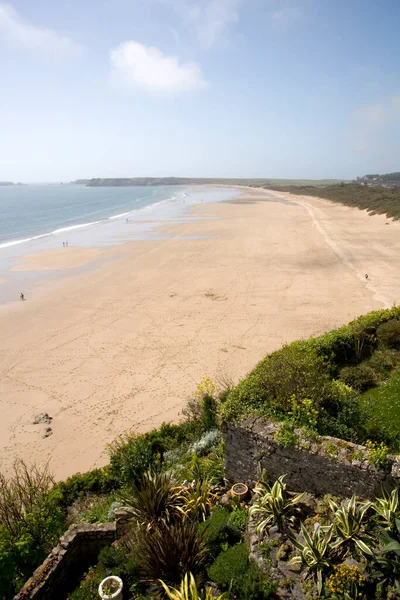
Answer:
0;0;399;182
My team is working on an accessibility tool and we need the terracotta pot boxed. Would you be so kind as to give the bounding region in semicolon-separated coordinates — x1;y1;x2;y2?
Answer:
231;483;249;501
98;576;123;600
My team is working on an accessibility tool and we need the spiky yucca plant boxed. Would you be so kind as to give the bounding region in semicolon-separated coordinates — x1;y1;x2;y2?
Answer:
122;518;208;593
160;572;229;600
178;479;219;522
289;522;334;596
118;468;184;531
328;495;373;556
372;487;400;530
249;474;305;533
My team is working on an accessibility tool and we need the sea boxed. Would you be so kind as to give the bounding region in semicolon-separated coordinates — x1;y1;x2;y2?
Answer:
0;184;239;302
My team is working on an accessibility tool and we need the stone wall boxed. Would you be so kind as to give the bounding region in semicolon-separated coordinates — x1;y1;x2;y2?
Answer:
223;418;400;498
14;523;116;600
14;508;137;600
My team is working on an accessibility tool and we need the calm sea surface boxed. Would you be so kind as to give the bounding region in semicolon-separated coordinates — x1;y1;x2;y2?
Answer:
0;185;239;302
0;184;184;247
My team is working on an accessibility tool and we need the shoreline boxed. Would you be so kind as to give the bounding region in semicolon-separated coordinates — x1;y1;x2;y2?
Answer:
1;187;400;479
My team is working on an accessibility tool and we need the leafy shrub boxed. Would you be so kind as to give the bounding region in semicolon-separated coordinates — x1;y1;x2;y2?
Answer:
289;396;319;429
179;444;224;486
318;381;366;443
377;319;400;349
221;308;400;444
365;440;390;468
122;518;208;592
314;306;400;367
68;566;104;600
66;493;117;526
184;377;219;432
200;506;241;558
208;543;249;590
188;430;221;456
55;466;118;507
325;441;339;457
228;507;248;531
236;561;278;600
109;432;156;486
0;460;65;596
339;364;377;392
367;348;400;377
275;422;299;447
209;544;276;599
96;544;144;594
109;421;200;486
221;344;330;423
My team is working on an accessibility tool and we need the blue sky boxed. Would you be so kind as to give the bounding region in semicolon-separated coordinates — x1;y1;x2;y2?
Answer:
0;0;399;182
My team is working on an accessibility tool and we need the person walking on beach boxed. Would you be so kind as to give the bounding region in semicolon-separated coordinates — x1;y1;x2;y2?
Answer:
66;241;68;247
20;292;24;301
365;274;368;279
63;242;65;247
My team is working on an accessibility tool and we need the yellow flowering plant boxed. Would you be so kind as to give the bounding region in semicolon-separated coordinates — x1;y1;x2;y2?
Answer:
327;563;366;599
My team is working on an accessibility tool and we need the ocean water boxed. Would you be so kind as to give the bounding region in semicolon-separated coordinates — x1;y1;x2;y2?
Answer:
0;184;239;302
0;184;185;248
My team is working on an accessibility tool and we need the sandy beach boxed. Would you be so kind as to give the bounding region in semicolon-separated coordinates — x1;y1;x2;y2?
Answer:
1;187;400;480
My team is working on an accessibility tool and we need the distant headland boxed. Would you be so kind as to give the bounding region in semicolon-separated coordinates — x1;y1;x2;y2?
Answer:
71;177;344;187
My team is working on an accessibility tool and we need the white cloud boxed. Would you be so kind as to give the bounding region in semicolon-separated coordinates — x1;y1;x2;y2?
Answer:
0;3;81;56
162;0;241;48
110;41;207;96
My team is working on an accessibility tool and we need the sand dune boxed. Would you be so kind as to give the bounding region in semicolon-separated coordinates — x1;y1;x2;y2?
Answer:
1;188;400;479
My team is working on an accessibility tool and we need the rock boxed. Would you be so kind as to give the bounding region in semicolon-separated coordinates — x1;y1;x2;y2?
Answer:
43;427;53;438
219;494;231;508
34;413;52;425
297;492;317;516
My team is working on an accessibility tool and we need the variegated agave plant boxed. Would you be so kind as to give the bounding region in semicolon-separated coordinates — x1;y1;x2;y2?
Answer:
160;573;229;600
249;474;305;534
372;487;400;530
328;495;374;557
289;522;333;596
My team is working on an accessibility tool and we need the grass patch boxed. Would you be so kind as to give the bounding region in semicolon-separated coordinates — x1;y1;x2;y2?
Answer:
268;182;400;220
361;369;400;450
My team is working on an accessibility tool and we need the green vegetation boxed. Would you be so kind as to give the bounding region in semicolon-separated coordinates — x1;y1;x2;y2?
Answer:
0;461;65;598
249;474;305;534
7;309;400;600
361;370;400;447
160;572;229;600
221;306;400;450
208;544;277;599
365;441;390;469
268;182;400;220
